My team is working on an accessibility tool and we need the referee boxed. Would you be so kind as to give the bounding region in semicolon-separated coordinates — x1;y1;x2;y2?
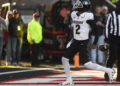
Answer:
105;0;120;82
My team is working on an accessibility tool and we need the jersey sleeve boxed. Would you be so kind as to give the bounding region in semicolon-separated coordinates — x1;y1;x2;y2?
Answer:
71;11;76;28
87;13;94;20
71;11;77;20
105;13;112;39
104;13;112;43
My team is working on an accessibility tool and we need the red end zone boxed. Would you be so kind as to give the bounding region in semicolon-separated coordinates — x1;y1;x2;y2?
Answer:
0;69;119;86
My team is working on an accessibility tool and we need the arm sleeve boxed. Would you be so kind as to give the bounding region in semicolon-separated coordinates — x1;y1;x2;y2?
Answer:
88;13;94;20
71;11;77;20
87;20;98;44
39;24;43;42
29;23;35;40
27;23;32;43
0;17;7;29
105;14;112;42
71;12;74;20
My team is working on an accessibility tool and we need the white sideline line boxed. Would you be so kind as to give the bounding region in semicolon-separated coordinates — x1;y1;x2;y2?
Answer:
0;67;64;75
0;69;39;75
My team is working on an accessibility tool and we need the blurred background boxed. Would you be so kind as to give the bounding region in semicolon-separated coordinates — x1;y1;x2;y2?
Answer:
0;0;118;66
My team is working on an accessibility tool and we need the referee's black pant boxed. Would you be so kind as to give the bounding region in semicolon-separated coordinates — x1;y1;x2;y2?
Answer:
106;35;120;81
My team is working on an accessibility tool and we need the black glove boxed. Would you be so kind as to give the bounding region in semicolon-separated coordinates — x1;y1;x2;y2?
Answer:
104;38;109;44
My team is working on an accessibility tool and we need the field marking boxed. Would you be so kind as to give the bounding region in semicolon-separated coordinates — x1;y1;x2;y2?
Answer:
0;67;64;76
0;69;40;75
0;69;119;86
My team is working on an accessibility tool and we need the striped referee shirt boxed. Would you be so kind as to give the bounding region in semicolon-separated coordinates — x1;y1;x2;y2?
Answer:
105;11;120;38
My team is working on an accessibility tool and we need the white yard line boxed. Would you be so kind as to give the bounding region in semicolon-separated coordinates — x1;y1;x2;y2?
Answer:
0;67;64;75
0;69;39;75
0;67;116;76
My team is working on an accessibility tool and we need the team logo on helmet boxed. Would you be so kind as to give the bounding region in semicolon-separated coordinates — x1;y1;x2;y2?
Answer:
73;0;83;9
73;0;91;11
83;1;89;5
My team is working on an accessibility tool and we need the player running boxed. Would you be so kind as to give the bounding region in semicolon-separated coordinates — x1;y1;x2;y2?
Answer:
60;0;115;86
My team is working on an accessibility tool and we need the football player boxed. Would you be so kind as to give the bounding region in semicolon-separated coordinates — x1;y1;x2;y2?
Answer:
60;0;115;86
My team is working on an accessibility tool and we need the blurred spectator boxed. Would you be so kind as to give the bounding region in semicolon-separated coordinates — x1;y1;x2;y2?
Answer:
7;9;21;65
111;0;118;4
0;8;1;16
90;6;105;65
27;12;43;67
63;9;72;44
13;10;24;66
5;11;13;65
5;11;13;27
101;6;109;63
101;6;109;24
0;16;7;65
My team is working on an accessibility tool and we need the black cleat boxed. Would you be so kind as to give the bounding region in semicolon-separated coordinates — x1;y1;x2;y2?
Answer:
104;73;109;82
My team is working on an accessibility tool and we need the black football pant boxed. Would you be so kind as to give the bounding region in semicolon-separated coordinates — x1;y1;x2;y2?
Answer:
63;39;90;64
105;36;120;80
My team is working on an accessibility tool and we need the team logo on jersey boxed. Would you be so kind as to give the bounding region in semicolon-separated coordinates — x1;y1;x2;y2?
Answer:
73;20;83;24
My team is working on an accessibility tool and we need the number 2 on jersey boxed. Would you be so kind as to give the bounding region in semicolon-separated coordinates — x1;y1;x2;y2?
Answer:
76;25;80;34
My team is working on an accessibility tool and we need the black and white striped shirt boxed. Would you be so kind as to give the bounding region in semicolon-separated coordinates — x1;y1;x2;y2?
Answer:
105;11;120;38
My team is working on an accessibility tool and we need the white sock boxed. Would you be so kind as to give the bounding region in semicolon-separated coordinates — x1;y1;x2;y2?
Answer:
62;57;72;79
84;61;110;73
